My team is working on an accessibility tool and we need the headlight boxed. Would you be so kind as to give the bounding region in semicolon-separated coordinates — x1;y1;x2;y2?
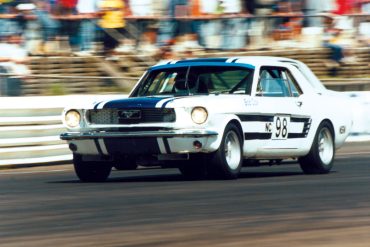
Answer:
191;107;208;124
65;110;81;128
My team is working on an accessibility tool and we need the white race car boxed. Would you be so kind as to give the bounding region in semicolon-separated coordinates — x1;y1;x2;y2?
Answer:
60;57;352;182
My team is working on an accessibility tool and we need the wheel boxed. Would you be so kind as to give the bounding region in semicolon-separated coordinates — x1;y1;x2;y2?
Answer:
113;157;138;170
208;123;243;179
299;122;335;174
73;154;112;182
178;155;207;180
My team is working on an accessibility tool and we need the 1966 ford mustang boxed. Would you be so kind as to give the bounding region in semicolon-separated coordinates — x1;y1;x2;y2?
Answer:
60;57;352;182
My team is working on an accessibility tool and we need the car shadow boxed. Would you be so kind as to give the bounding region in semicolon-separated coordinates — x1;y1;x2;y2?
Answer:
48;169;306;184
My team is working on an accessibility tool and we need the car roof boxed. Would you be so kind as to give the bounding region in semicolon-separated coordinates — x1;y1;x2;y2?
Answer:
152;56;327;92
153;56;302;68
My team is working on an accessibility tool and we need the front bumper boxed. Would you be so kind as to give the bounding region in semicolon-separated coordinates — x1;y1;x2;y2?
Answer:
60;129;218;140
60;129;219;156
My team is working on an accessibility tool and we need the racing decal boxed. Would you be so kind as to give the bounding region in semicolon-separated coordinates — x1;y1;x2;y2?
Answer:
163;138;171;154
288;117;311;138
156;97;175;108
98;139;109;155
157;138;167;154
156;137;171;154
244;132;272;140
271;115;290;140
93;139;104;156
159;96;188;109
93;139;109;156
93;101;104;110
102;96;171;109
226;58;239;63
244;98;259;107
237;114;311;140
238;114;274;122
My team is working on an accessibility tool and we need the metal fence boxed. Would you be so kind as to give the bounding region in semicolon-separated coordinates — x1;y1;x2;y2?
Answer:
0;95;117;168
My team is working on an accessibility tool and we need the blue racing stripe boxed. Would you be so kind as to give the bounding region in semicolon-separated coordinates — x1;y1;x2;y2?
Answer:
160;96;185;109
94;101;104;110
102;96;171;109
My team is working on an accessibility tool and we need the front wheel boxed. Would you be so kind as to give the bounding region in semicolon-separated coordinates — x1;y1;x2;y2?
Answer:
208;123;243;179
299;122;335;174
73;154;112;182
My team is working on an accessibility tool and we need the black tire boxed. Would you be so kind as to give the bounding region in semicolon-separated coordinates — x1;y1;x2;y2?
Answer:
299;122;335;174
178;155;207;180
73;154;112;182
208;123;243;179
113;157;138;170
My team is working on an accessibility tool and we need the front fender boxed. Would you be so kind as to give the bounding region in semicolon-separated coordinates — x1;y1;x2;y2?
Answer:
205;113;242;151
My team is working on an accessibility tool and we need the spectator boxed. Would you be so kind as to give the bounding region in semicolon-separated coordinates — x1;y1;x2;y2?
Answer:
361;0;370;12
76;0;99;56
57;0;77;14
33;0;59;53
304;0;337;27
98;0;127;57
272;0;303;41
128;0;155;49
358;0;370;46
156;0;190;47
197;0;221;49
243;0;257;15
242;0;257;45
0;1;20;38
334;0;357;14
220;0;247;50
322;14;347;76
57;0;79;52
0;33;29;96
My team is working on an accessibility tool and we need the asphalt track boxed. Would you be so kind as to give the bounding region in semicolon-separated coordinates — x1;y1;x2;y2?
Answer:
1;142;370;247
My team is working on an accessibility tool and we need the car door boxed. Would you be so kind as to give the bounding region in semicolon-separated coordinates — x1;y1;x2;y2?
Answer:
252;66;311;156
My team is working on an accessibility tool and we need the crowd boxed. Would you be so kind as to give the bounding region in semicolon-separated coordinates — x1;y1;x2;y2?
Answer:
0;0;368;96
0;0;369;93
0;1;368;55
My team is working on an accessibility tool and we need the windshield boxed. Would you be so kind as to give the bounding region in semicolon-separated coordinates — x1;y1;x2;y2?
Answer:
133;66;254;97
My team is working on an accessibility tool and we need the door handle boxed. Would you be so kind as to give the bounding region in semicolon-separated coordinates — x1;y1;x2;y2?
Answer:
296;101;303;107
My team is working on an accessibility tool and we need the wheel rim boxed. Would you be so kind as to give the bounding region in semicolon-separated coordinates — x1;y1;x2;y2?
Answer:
318;127;334;165
224;130;241;170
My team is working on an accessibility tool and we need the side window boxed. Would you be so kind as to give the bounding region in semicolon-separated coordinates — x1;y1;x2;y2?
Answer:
283;70;303;97
257;67;302;97
257;67;290;97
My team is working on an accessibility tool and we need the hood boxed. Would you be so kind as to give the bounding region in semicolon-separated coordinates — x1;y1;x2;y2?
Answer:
96;96;172;109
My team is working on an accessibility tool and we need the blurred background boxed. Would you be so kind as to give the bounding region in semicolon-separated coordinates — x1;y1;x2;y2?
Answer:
0;0;369;169
0;0;369;96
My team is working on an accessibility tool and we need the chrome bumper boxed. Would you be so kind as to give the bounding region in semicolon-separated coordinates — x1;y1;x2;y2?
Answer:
60;129;218;141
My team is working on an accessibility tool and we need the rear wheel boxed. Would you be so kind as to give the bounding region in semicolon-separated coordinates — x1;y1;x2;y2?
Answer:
299;122;335;174
208;123;243;179
73;154;112;182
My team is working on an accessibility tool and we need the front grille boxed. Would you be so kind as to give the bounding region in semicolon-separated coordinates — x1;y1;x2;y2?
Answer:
87;108;176;125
